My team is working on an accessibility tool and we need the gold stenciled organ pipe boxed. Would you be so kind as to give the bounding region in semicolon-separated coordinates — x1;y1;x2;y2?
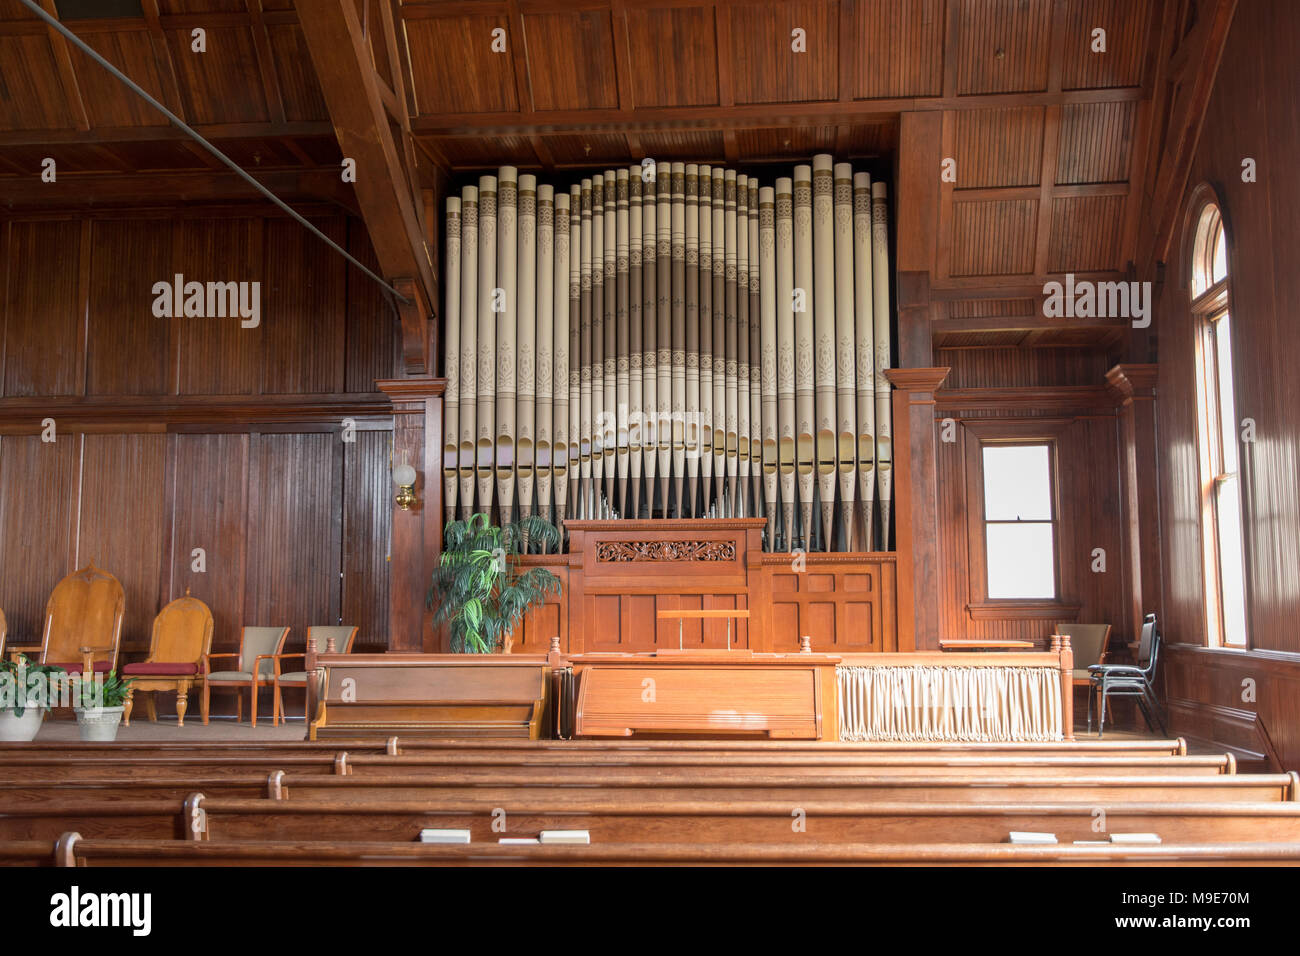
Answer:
711;167;726;515
641;171;658;513
535;182;554;533
698;165;714;514
516;173;537;525
748;178;762;526
684;164;700;516
628;168;643;520
812;155;837;551
872;181;893;549
736;174;751;520
759;185;778;546
793;164;815;551
443;193;461;528
457;185;478;521
552;188;570;531
476;174;497;515
853;172;876;550
579;178;593;519
442;157;891;552
775;176;796;550
833;161;857;551
567;186;580;524
496;166;518;522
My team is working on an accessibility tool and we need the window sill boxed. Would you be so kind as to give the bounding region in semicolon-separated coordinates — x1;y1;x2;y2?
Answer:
966;601;1081;622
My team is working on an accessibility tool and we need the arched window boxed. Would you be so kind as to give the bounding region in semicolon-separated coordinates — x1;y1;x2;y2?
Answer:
1190;199;1247;647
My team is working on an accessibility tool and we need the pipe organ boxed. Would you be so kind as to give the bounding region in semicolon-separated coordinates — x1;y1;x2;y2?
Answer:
442;156;894;553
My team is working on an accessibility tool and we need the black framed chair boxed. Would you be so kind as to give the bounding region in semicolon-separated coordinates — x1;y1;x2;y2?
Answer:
1088;612;1167;737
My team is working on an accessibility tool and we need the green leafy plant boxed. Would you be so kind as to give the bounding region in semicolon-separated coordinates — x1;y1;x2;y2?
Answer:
72;672;133;710
0;655;67;717
428;513;563;653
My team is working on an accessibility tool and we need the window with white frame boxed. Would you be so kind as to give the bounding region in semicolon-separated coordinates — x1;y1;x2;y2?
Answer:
981;443;1057;600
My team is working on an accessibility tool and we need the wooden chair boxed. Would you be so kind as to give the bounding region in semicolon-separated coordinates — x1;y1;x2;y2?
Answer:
121;593;214;727
274;625;358;722
1056;624;1112;688
201;626;290;728
8;564;123;676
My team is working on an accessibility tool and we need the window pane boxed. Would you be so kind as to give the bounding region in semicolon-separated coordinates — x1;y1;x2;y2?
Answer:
986;524;1056;599
982;445;1052;521
1215;314;1239;474
1216;476;1248;646
1212;223;1227;284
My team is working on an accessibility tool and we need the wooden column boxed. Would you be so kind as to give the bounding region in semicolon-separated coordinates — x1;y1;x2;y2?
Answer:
1106;364;1161;644
885;367;950;652
377;378;446;652
894;111;941;369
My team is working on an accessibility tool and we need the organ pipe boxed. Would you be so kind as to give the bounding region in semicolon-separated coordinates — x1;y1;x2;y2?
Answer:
442;158;893;552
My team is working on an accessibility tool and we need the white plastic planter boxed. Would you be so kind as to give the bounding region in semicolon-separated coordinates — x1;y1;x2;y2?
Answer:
0;707;45;742
75;705;124;742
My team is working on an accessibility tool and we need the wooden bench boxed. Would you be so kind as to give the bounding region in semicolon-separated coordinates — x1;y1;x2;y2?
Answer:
7;795;1300;844
17;834;1300;866
5;769;1288;805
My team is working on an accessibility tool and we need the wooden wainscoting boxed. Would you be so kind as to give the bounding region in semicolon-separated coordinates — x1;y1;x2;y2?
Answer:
507;520;898;654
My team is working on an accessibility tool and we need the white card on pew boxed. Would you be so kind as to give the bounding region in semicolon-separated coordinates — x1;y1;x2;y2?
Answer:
419;829;471;844
539;830;591;845
498;838;540;845
1008;832;1057;844
1110;833;1162;844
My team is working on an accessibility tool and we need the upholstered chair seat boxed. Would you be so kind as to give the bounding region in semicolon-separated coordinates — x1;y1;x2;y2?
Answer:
274;625;359;724
202;626;290;727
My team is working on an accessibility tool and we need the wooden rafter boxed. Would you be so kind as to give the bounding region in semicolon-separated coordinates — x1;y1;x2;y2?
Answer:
295;0;437;375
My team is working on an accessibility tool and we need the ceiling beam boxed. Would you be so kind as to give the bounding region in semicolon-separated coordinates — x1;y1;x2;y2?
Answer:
295;0;437;375
0;168;361;210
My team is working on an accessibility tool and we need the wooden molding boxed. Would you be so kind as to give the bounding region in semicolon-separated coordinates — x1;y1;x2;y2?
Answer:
937;386;1118;412
966;601;1082;622
884;367;950;394
1105;363;1159;400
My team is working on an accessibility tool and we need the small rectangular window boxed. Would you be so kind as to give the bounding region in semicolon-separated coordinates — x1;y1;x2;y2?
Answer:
982;444;1057;600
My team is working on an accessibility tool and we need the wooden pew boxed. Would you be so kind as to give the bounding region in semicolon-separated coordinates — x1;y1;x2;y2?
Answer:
0;751;1237;784
6;795;1300;844
24;834;1300;866
4;769;1289;805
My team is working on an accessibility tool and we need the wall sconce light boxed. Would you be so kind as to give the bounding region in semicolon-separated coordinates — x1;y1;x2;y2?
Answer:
392;458;417;511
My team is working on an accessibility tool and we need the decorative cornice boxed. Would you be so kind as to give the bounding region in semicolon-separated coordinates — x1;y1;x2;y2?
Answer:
1105;364;1159;401
885;367;950;393
937;386;1117;412
376;377;448;403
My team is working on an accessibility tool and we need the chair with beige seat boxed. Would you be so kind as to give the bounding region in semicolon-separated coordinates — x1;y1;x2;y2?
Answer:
202;626;290;727
274;625;358;722
1056;624;1113;689
122;593;214;727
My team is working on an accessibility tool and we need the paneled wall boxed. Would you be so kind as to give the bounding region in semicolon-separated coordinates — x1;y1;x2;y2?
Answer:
1147;0;1300;768
0;206;398;665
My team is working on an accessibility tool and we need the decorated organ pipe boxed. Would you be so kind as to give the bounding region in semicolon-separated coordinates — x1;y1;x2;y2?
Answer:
441;158;893;552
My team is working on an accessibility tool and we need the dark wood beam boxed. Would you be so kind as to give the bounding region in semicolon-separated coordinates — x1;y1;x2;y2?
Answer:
38;0;89;132
0;168;362;211
295;0;437;375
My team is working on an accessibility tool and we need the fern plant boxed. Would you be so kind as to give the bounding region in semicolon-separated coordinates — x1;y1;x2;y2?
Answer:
428;513;563;653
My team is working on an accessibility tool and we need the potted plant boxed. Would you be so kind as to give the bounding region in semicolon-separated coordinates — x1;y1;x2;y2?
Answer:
429;513;563;653
72;672;133;742
0;656;66;742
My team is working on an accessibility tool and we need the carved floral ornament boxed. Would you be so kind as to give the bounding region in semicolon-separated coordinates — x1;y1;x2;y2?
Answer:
595;540;738;562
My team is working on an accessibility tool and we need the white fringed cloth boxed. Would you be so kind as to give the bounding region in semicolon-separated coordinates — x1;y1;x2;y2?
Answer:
838;664;1064;742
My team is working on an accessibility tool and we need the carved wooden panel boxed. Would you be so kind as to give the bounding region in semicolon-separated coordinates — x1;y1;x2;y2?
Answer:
595;540;737;562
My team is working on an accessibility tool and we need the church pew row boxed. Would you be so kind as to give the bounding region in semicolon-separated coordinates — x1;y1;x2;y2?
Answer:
0;752;1236;784
7;835;1300;866
3;796;1299;844
2;770;1290;805
0;737;1191;756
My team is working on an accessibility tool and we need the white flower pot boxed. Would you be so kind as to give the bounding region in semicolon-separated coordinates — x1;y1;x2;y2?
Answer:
0;707;45;742
75;705;124;742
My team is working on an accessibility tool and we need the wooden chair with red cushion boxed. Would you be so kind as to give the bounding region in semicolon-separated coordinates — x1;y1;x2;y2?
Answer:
8;564;124;677
121;592;214;727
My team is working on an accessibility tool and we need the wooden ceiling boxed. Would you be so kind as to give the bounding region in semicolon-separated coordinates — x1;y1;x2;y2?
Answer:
0;0;1170;352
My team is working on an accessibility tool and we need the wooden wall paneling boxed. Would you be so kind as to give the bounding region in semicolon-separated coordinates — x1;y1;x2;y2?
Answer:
341;426;393;648
522;9;619;111
727;0;839;105
76;433;167;651
624;5;718;108
86;218;171;396
1056;100;1136;184
243;430;342;650
951;106;1045;188
2;218;83;397
344;220;399;392
71;27;171;129
851;0;944;98
954;0;1053;95
948;199;1037;277
170;432;249;652
261;215;346;394
264;22;330;122
1047;193;1125;272
175;216;262;395
1060;0;1153;91
164;25;271;125
404;13;520;115
0;433;80;643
